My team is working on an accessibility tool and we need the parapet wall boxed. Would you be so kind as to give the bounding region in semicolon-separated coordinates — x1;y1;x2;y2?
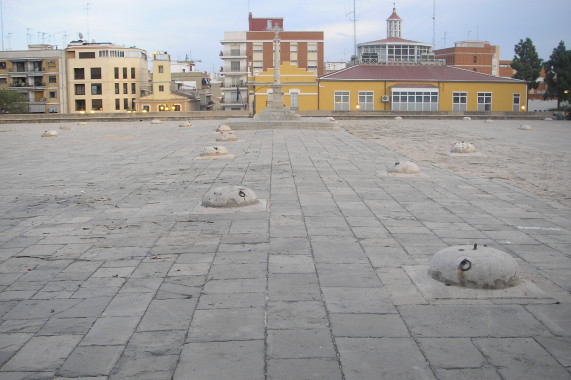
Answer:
0;110;551;123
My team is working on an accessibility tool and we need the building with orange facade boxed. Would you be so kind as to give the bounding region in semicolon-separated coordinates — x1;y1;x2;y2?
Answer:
434;41;500;76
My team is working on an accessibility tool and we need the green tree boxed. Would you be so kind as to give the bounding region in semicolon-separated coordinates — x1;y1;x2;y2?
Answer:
0;89;28;113
511;38;542;91
543;41;571;109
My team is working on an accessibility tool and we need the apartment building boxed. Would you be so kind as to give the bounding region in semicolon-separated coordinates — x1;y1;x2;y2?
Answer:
434;41;500;76
0;45;66;113
219;13;324;110
65;40;149;113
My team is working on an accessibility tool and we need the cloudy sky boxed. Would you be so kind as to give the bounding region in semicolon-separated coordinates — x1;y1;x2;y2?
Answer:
2;0;569;72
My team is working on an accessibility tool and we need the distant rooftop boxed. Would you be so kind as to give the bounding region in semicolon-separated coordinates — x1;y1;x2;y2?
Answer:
359;37;430;46
319;64;525;83
248;12;283;31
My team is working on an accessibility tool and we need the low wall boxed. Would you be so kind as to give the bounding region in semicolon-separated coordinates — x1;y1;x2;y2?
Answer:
0;110;551;124
0;111;249;124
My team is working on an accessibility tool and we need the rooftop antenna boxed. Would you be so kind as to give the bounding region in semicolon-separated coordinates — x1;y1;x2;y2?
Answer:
345;0;357;59
0;0;4;51
6;32;12;50
432;0;436;47
26;28;32;46
86;2;92;41
442;31;451;48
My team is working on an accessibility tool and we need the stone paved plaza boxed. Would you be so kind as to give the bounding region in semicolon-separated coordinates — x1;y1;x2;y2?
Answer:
0;119;569;379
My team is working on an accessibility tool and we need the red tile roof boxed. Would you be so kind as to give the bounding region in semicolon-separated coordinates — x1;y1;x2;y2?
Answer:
359;37;427;45
387;8;401;20
319;65;525;83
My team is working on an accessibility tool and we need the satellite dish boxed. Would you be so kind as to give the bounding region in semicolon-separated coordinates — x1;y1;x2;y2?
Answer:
79;33;84;39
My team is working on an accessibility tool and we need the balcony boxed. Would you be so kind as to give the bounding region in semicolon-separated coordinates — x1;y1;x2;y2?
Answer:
8;67;45;75
29;102;46;113
220;54;246;60
10;81;46;88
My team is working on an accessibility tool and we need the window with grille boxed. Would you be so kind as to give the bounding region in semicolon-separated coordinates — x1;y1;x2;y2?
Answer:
91;83;102;95
75;84;85;95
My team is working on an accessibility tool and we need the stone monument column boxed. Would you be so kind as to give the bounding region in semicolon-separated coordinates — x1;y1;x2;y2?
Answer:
271;24;285;109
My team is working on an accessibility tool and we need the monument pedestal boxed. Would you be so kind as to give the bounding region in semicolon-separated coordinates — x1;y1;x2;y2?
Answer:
225;25;335;130
254;106;302;121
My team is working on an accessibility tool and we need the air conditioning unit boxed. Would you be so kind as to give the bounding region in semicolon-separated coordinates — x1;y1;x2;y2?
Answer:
381;95;390;102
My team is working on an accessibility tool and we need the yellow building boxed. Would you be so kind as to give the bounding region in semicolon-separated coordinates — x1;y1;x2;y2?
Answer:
318;65;528;112
248;62;318;113
134;52;191;112
0;45;66;113
65;40;149;113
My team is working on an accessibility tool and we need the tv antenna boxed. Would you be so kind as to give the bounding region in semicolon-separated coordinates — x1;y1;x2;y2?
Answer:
345;0;358;59
432;0;436;47
86;2;92;41
442;32;451;48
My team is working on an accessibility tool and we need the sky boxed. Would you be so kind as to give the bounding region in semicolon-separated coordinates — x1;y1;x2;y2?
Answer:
1;0;569;72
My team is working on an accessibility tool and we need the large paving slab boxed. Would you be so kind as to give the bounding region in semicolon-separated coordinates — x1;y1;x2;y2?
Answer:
0;119;569;379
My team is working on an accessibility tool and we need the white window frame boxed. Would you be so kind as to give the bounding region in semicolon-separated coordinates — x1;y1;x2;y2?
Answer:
358;91;374;111
513;93;521;112
290;90;299;110
334;91;350;111
477;92;492;111
391;89;439;111
452;92;468;111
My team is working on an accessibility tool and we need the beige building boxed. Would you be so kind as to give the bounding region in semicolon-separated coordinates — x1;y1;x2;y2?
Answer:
134;52;191;112
65;40;149;113
0;45;67;113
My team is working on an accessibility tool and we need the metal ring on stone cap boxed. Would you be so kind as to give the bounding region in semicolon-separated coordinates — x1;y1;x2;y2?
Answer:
458;258;472;271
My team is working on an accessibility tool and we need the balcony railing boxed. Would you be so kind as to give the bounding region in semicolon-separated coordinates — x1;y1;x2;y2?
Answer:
10;82;46;88
8;67;45;74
